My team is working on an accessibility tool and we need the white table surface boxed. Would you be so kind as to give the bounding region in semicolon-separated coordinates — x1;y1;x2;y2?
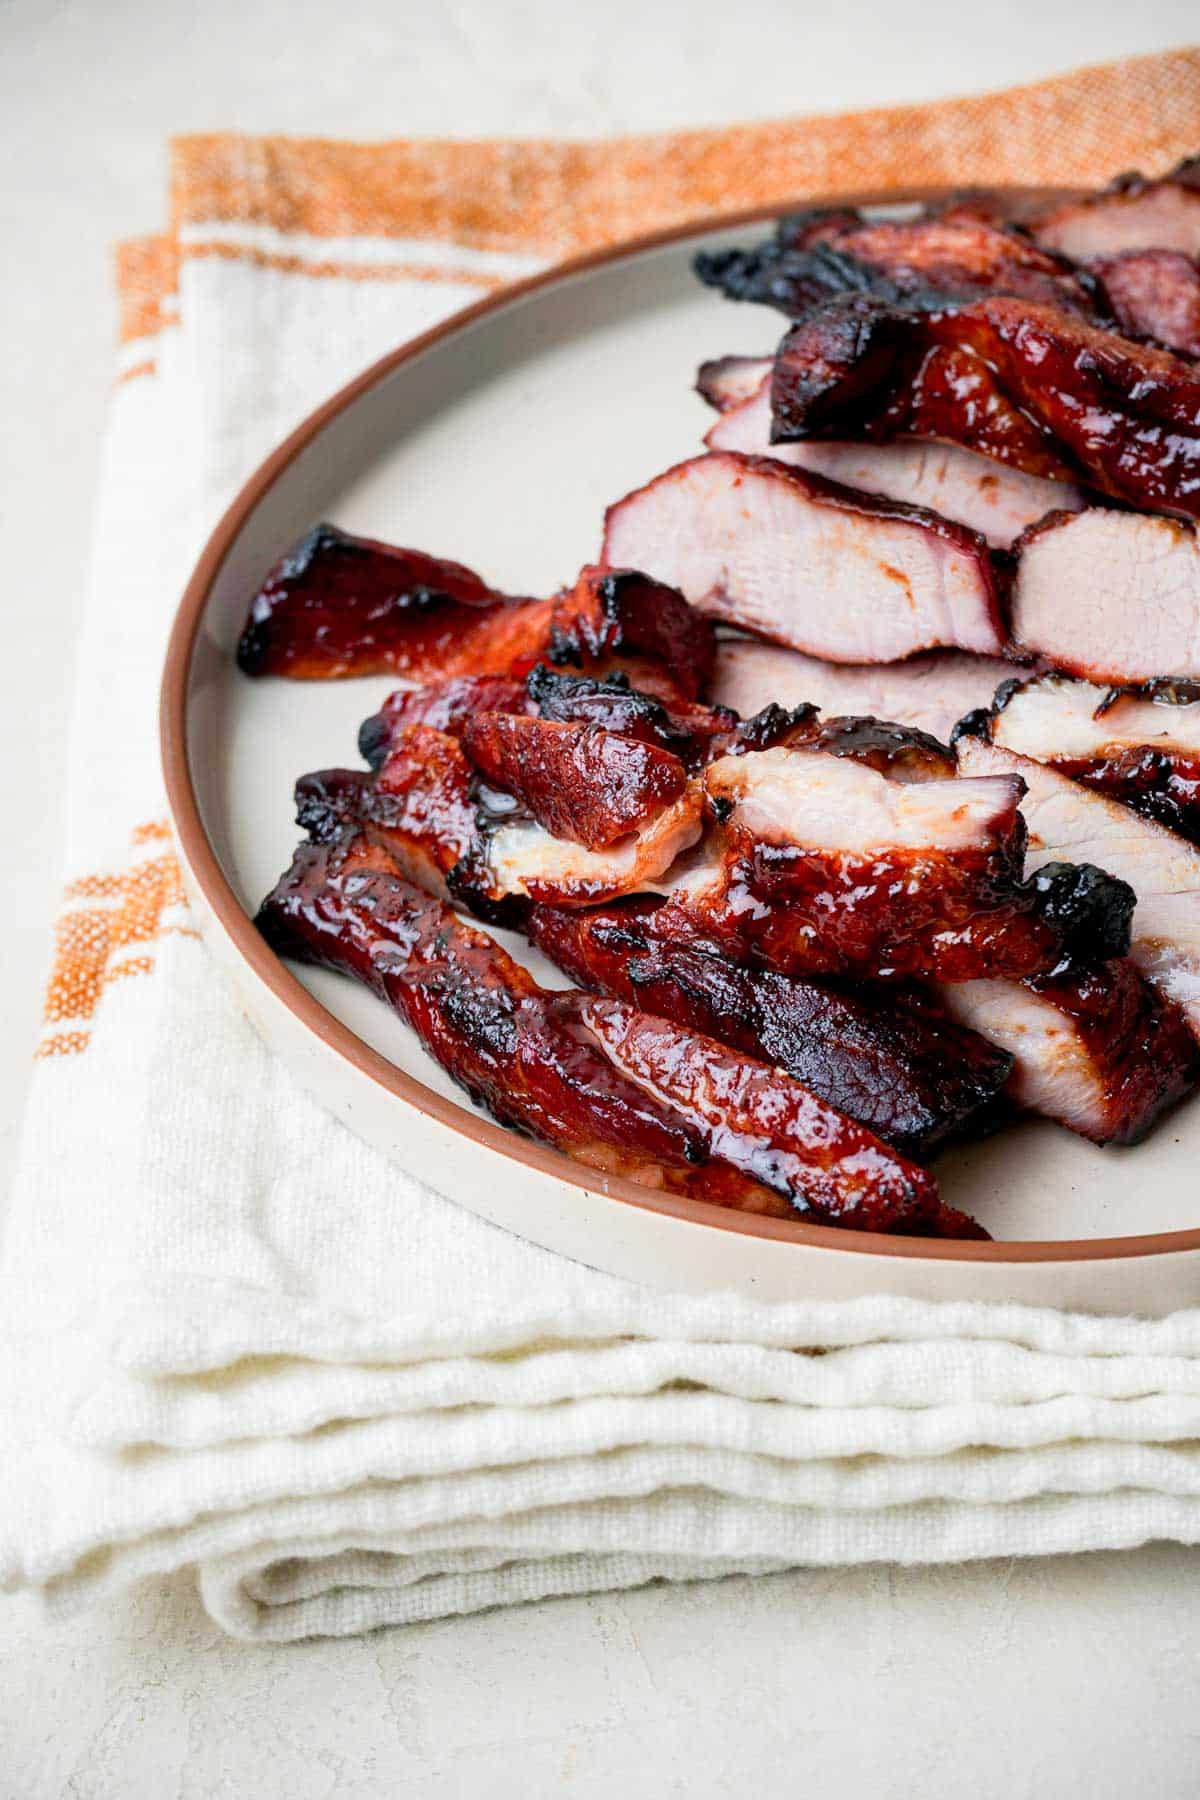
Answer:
3;3;1199;1793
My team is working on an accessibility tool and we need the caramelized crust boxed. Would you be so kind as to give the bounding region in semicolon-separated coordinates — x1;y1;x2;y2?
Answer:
526;900;1012;1157
977;673;1200;846
238;530;714;699
578;998;942;1232
462;712;687;850
771;295;1200;518
696;213;1095;320
940;962;1199;1146
256;831;976;1231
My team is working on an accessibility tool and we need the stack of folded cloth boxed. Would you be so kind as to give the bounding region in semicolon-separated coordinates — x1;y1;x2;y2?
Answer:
4;48;1200;1642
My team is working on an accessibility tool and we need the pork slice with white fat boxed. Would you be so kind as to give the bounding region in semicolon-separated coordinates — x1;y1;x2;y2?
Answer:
712;640;1017;742
1029;156;1200;259
705;378;1084;550
986;673;1200;765
602;452;1006;663
937;963;1197;1145
1010;509;1200;681
967;671;1200;849
956;734;1200;1037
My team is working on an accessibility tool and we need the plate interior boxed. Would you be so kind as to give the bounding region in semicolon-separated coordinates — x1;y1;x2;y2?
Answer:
188;222;1200;1244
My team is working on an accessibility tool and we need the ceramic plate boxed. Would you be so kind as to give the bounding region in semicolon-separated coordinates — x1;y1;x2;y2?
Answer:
162;190;1200;1314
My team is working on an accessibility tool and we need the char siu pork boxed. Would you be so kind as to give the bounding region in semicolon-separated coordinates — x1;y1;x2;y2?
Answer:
712;640;1019;743
702;371;1083;548
257;829;972;1233
601;452;1006;662
956;735;1200;1039
239;529;714;701
1028;156;1200;259
968;673;1200;846
525;900;1012;1156
937;962;1197;1146
1009;510;1200;682
770;295;1200;519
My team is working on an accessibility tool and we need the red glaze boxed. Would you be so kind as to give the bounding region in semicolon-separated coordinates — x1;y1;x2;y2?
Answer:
256;831;981;1230
525;900;1012;1157
462;712;687;849
362;674;532;763
237;523;544;679
577;998;947;1233
772;295;1200;518
699;843;1077;984
1053;751;1200;848
1021;962;1200;1147
238;530;714;699
695;213;1096;320
1091;250;1200;358
297;727;478;902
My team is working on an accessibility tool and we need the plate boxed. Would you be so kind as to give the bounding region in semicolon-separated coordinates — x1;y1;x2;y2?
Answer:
161;189;1200;1313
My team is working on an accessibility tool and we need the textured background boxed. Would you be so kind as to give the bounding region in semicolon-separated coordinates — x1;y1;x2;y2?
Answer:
3;2;1200;1793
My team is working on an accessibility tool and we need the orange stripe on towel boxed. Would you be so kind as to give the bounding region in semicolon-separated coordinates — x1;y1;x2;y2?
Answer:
170;50;1200;257
183;240;505;291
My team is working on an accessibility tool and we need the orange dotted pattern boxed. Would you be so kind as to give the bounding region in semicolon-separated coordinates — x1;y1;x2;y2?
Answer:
115;236;179;345
39;827;190;1058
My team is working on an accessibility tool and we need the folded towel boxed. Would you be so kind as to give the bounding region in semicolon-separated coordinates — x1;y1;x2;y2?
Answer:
5;48;1200;1642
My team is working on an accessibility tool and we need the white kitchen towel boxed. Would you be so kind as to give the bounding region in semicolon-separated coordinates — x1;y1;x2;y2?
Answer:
6;61;1200;1641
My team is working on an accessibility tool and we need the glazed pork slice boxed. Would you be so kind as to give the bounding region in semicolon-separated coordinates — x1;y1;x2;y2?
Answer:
601;453;1006;663
1092;250;1200;358
693;212;1096;320
976;672;1200;846
361;667;738;772
705;376;1084;549
1029;156;1200;258
938;962;1197;1146
956;735;1200;1038
665;747;1134;985
712;641;1017;742
771;295;1200;519
239;531;714;701
336;723;706;915
574;999;958;1233
461;712;688;850
526;900;1013;1157
257;830;964;1233
1009;510;1200;681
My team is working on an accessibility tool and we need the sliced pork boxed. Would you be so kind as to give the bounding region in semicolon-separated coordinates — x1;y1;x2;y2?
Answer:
771;295;1200;519
1029;156;1200;259
938;963;1197;1146
646;747;1134;985
601;453;1006;663
1009;510;1200;682
694;212;1096;319
705;376;1084;549
712;641;1018;742
1092;250;1200;358
461;712;688;850
976;672;1200;845
239;531;714;700
526;900;1013;1157
956;735;1200;1038
258;829;964;1232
